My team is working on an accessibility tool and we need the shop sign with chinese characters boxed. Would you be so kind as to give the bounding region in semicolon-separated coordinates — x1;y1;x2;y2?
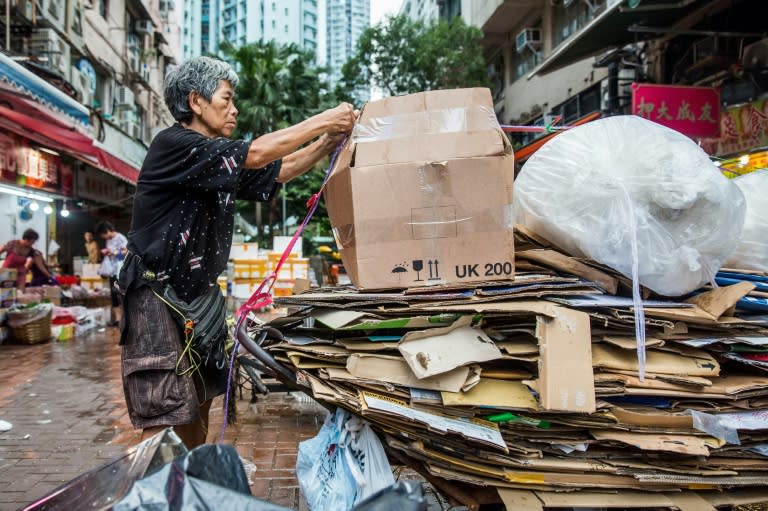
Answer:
76;167;124;203
0;129;73;195
631;83;720;139
699;97;768;158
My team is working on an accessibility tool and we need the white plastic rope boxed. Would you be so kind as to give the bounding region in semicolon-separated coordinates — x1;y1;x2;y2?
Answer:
621;185;647;381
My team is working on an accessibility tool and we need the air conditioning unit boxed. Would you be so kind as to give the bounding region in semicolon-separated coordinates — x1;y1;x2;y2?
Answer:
516;28;541;53
134;19;154;35
30;28;71;76
742;38;768;69
115;85;135;108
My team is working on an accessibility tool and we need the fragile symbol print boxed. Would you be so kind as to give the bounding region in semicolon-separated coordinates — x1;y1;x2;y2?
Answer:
389;260;441;281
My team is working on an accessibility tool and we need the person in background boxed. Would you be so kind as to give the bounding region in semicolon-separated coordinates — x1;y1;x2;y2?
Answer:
95;221;127;326
26;249;58;287
117;55;356;449
84;230;102;264
0;229;39;291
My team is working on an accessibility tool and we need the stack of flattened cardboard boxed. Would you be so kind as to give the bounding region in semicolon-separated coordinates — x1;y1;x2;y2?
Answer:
262;240;768;509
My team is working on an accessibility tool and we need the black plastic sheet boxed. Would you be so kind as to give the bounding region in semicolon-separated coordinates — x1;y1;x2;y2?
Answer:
113;443;289;511
22;429;187;511
351;481;428;511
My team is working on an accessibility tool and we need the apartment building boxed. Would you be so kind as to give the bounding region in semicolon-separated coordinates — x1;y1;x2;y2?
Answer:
0;0;178;263
325;0;369;98
181;0;319;61
468;0;766;163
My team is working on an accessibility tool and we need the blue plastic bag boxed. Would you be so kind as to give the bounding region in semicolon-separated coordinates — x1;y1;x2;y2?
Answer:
297;409;357;511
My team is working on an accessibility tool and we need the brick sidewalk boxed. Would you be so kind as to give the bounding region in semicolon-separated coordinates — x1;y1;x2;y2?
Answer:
0;326;444;511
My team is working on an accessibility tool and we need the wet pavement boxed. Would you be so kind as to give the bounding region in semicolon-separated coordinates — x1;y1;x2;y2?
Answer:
0;325;446;511
0;327;137;510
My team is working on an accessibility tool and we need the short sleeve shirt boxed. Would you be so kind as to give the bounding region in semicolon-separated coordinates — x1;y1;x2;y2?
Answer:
105;233;128;277
126;124;280;302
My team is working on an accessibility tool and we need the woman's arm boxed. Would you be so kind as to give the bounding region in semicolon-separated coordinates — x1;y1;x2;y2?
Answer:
244;103;355;169
32;252;52;278
277;134;341;183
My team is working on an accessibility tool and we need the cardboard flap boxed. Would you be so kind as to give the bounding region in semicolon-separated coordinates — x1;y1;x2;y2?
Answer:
592;344;719;377
441;378;538;409
686;281;756;318
497;489;543;511
537;306;596;413
399;316;503;378
590;430;712;455
516;249;619;295
346;353;471;393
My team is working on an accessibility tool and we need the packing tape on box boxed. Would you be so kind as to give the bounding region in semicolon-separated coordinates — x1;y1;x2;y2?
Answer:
332;204;513;248
352;106;499;143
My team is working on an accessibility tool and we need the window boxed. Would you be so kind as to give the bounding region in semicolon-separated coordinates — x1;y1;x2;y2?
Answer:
284;25;288;33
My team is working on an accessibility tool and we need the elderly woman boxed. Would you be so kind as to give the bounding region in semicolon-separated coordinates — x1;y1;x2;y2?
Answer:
117;56;356;448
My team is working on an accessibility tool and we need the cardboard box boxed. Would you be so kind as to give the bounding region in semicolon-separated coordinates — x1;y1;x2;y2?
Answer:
325;88;515;290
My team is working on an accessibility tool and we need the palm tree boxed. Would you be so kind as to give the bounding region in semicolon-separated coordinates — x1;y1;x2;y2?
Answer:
219;40;333;242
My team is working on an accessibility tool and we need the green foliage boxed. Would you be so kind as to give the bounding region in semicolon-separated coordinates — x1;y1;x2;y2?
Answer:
219;40;336;246
336;15;490;103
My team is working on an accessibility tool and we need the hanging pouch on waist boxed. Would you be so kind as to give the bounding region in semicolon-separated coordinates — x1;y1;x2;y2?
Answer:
157;285;229;370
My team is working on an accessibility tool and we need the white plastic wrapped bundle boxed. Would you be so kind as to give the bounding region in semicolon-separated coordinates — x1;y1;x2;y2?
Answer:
514;115;746;297
725;170;768;272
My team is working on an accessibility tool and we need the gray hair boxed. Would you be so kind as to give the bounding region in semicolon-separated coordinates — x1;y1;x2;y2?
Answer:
164;56;239;123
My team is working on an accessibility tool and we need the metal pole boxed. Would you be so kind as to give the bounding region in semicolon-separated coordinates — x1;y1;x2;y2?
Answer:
5;0;10;52
282;183;287;236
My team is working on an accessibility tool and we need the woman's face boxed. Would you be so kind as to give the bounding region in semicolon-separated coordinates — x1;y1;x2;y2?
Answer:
20;238;35;248
194;80;239;138
84;232;93;242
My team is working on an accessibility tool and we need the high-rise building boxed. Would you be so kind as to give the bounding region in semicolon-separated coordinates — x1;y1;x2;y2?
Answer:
181;0;319;61
326;0;370;101
399;0;461;22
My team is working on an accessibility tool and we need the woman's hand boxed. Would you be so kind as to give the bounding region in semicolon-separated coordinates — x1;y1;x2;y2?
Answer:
323;103;357;135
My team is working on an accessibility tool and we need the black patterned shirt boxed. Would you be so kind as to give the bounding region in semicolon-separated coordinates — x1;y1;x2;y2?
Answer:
125;123;280;302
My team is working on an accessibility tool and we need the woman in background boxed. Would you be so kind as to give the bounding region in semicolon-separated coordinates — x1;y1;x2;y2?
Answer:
84;230;102;264
0;229;39;290
26;249;58;287
95;221;127;326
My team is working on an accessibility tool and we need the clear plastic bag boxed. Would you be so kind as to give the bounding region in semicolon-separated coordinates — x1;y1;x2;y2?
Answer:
724;170;768;272
297;409;357;511
513;115;746;297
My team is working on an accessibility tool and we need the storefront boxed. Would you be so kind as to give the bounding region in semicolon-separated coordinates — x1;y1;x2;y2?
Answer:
700;96;768;178
1;54;140;273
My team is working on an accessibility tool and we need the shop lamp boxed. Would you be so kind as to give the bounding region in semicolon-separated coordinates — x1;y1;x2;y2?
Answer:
29;201;39;211
60;203;70;218
0;184;54;203
43;205;53;215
